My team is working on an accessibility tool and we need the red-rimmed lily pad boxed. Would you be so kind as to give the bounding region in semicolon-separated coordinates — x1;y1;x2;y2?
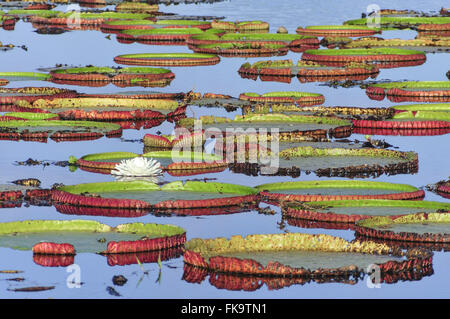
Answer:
28;12;154;30
0;87;77;108
238;60;379;83
186;33;319;53
239;91;324;106
243;146;418;178
0;119;122;142
118;28;218;45
115;2;159;13
296;25;381;37
282;199;449;224
190;42;289;57
176;114;352;140
426;179;450;199
343;37;450;53
0;219;186;266
182;261;433;289
366;81;450;102
49;66;175;88
210;20;269;32
344;16;450;29
355;213;450;243
52;180;259;211
100;19;156;34
184;233;433;278
301;48;426;68
143;131;204;149
114;53;220;67
256;180;425;205
71;151;228;176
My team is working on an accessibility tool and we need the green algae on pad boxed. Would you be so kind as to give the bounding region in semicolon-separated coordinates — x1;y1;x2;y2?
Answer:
356;213;450;243
0;219;186;253
183;232;432;277
282;199;450;224
256;180;425;203
52;180;259;210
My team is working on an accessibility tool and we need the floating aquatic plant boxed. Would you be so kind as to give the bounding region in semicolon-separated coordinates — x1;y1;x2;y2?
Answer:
301;48;426;68
355;213;450;243
110;157;163;177
282;199;450;224
184;232;433;278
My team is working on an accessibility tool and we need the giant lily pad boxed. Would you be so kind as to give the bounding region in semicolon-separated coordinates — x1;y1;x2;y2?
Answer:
239;91;325;106
355;213;450;243
242;104;392;120
100;19;155;33
17;97;181;123
176;114;352;140
72;151;227;176
49;66;175;88
143;131;204;150
238;60;379;83
183;259;433;289
184;233;432;278
256;180;425;205
52;180;259;211
427;179;450;199
344;37;450;53
191;42;289;57
0;72;51;82
210;20;269;32
0;119;122;142
301;48;426;68
186;33;319;53
353;103;450;136
0;87;77;109
0;219;186;257
296;25;381;37
118;28;213;45
114;53;220;67
115;2;159;13
344;16;450;29
240;146;418;178
366;81;450;102
27;12;154;29
282;199;450;224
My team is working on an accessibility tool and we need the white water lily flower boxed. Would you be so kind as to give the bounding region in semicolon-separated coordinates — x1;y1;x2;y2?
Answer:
111;157;162;177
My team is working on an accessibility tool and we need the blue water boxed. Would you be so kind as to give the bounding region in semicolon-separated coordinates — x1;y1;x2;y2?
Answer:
0;0;449;298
